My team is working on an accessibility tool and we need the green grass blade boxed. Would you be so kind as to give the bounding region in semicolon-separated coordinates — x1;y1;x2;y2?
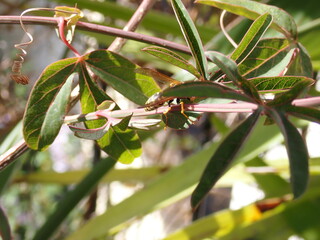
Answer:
191;109;262;209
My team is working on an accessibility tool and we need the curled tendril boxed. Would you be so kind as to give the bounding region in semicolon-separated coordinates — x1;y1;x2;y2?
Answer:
11;7;82;85
220;10;238;49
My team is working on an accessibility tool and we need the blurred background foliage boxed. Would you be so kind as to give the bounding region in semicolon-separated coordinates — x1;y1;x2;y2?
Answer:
0;0;320;239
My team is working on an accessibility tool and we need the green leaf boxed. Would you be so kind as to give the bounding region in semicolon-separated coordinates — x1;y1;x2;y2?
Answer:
161;81;254;103
142;46;201;78
249;76;314;93
164;204;261;240
238;38;294;78
196;0;297;39
206;51;261;102
78;65;141;164
32;157;116;240
23;58;78;150
245;157;291;198
171;0;208;79
268;110;309;198
0;205;11;240
14;166;166;185
285;105;320;124
191;109;261;209
65;117;283;240
84;50;160;106
268;78;314;106
219;189;320;240
231;13;273;64
100;120;142;164
286;43;313;78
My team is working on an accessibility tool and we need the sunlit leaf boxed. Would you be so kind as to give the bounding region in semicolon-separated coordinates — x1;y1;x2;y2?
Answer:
196;0;297;39
84;50;160;106
286;43;313;78
142;46;201;78
171;0;208;79
267;78;314;106
231;13;273;64
164;204;261;240
23;58;78;150
245;157;291;198
249;76;314;93
78;65;141;164
238;38;295;78
191;109;262;209
268;109;309;198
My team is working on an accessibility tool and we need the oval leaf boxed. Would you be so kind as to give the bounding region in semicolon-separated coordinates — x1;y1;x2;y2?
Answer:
78;65;141;164
23;58;78;150
171;0;208;79
191;108;262;209
196;0;297;39
84;50;160;106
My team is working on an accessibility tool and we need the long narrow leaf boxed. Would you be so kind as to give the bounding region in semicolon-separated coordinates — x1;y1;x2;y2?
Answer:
268;78;314;106
286;105;320;124
161;81;254;103
32;157;116;240
268;109;309;198
196;0;297;39
206;51;261;102
191;109;262;209
171;0;208;79
23;58;78;150
0;205;11;240
142;46;201;78
65;116;283;240
231;13;272;64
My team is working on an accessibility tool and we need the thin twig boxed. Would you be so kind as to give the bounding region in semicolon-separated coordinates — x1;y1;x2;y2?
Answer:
108;0;156;52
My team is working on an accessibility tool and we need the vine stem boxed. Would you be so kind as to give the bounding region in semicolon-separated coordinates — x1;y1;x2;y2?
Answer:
63;97;320;124
0;16;191;54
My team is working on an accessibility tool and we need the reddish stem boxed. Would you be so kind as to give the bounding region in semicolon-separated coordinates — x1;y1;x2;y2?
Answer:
57;17;81;57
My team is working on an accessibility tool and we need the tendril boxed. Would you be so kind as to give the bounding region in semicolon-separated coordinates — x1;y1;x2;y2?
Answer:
11;7;82;84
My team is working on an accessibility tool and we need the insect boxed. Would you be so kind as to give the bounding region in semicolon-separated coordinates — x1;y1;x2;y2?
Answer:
136;68;189;110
